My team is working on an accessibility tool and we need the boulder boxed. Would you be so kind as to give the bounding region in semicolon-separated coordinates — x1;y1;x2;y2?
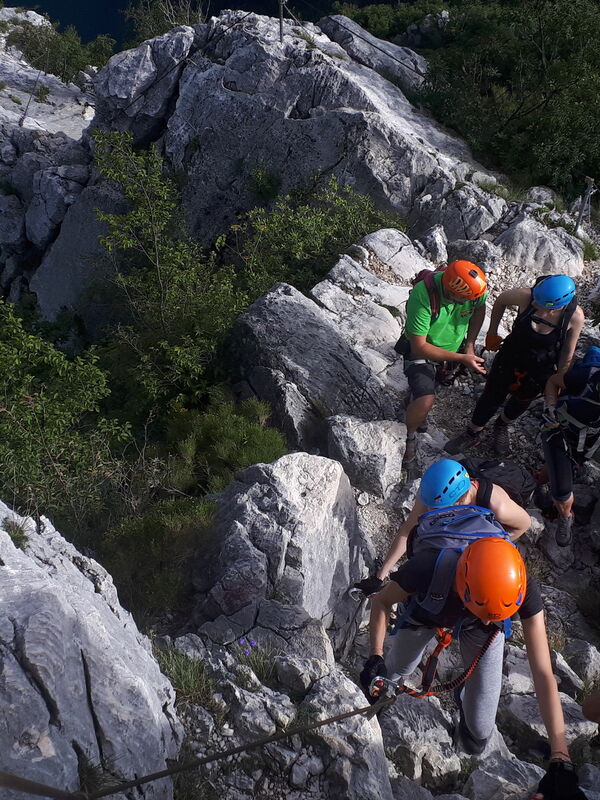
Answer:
326;254;411;313
409;183;507;241
94;26;196;143
494;213;584;277
462;754;544;800
25;164;89;248
563;639;600;685
29;182;128;337
551;651;585;698
499;692;597;750
417;224;448;264
379;694;460;787
360;228;432;282
0;504;182;798
318;14;427;95
231;283;399;450
525;186;559;206
0;192;25;247
193;453;370;655
327;414;407;497
446;238;503;272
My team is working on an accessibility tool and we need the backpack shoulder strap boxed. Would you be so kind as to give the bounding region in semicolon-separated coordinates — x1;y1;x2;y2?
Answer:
558;297;577;344
418;549;462;615
422;270;441;323
475;477;493;509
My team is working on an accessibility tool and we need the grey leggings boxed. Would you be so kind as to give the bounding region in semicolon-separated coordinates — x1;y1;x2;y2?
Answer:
387;623;505;741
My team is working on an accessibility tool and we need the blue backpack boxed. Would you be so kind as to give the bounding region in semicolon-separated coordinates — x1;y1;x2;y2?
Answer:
393;504;515;637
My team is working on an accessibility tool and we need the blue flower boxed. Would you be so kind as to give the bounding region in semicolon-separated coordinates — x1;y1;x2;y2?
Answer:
238;637;246;645
244;648;251;656
249;640;257;647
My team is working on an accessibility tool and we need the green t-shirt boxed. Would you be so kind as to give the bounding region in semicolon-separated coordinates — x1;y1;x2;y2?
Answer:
405;272;486;352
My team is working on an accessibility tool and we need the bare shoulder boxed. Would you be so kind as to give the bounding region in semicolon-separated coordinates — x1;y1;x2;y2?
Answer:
569;305;585;327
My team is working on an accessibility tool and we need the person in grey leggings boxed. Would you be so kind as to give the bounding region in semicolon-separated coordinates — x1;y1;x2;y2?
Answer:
387;622;505;744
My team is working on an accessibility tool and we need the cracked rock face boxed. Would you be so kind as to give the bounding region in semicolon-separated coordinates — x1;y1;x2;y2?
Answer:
0;503;182;798
93;11;494;245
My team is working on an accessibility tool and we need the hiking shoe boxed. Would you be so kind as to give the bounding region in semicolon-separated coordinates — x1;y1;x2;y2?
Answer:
403;436;417;465
453;686;489;756
417;423;429;434
555;514;573;547
492;419;511;457
444;428;481;455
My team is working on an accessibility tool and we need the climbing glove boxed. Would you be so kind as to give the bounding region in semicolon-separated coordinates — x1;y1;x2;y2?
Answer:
533;760;588;800
485;333;504;351
352;576;384;597
359;655;387;703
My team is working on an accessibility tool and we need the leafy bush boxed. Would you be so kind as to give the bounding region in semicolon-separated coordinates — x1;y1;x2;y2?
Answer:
583;240;599;261
249;166;281;201
335;1;445;40
3;518;28;549
0;300;130;534
161;392;287;494
102;497;216;617
35;85;50;103
0;79;6;89
9;94;22;105
231;177;403;297
125;0;206;46
93;130;247;419
7;21;114;83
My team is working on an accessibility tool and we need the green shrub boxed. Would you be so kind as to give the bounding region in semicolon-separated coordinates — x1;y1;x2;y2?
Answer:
102;497;216;617
335;1;445;40
9;94;22;105
232;177;403;297
93;130;246;420
3;518;28;549
35;85;50;103
0;78;6;89
125;0;206;46
155;645;217;707
583;240;599;261
249;166;281;201
161;391;287;494
232;638;281;685
7;21;114;83
0;300;130;535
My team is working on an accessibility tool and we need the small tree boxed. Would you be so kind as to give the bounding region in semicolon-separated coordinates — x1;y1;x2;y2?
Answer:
93;130;246;418
0;300;130;533
124;0;206;45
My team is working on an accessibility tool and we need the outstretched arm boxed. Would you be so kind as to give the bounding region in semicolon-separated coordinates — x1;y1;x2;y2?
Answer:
376;497;427;579
554;306;585;385
487;288;531;336
465;304;486;352
523;611;570;761
369;580;409;656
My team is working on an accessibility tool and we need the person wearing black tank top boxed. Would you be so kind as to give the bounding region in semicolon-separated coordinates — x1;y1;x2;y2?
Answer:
445;275;584;458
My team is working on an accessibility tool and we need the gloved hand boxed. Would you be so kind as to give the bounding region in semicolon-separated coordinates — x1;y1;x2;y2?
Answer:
359;655;387;703
485;333;504;351
531;760;588;800
541;405;560;432
352;576;384;597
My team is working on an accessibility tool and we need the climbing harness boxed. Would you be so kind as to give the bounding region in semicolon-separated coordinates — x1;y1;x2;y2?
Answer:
370;625;500;700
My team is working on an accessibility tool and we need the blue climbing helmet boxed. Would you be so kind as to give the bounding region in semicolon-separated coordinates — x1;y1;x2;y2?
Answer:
582;346;600;368
419;459;471;507
532;274;576;309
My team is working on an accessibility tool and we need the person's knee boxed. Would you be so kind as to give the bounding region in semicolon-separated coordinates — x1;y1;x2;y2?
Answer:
409;394;435;412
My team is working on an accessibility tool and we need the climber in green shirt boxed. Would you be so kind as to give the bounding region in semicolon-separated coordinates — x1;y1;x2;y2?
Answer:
401;260;488;465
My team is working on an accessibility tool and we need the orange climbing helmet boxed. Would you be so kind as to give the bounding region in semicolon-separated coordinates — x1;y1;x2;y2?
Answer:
455;537;527;622
442;260;487;300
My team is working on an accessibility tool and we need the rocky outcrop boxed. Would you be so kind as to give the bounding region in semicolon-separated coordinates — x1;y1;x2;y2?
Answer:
0;502;182;797
494;212;584;277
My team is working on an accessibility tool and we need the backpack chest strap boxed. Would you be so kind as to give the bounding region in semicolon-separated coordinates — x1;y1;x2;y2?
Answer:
556;406;600;454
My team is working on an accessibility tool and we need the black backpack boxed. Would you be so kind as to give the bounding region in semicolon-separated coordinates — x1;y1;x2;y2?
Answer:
460;457;536;508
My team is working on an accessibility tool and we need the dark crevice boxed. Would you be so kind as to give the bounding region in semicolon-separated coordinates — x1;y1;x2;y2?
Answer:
81;649;107;769
12;621;61;727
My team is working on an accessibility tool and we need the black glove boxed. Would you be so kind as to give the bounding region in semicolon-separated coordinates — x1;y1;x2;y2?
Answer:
353;576;384;597
534;760;588;800
359;655;387;704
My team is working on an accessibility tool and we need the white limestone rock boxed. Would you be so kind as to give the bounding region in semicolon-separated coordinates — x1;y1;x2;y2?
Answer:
193;453;370;655
327;414;407;498
563;639;600;685
500;691;597;748
417;224;448;264
25;164;89;248
360;228;432;282
446;238;503;272
0;192;25;246
232;283;399;451
0;503;182;798
409;182;507;241
462;754;544;800
494;212;584;277
318;14;427;95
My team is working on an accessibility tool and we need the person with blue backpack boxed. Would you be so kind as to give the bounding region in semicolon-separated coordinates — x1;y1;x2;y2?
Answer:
539;345;600;546
445;274;584;458
360;459;588;800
